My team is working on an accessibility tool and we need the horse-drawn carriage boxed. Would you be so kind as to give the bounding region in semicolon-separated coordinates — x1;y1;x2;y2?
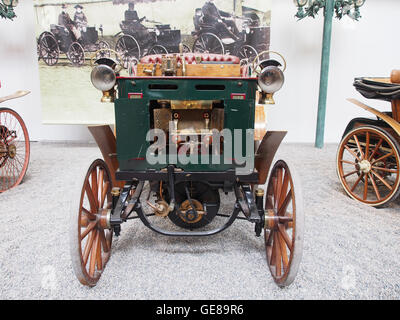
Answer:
115;19;190;68
0;90;30;192
192;8;270;62
38;24;110;66
337;70;400;207
70;49;304;287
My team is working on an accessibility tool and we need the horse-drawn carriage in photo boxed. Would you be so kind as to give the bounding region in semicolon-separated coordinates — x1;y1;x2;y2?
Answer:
70;48;304;288
0;89;30;192
192;7;270;62
115;18;191;68
337;70;400;207
38;24;110;66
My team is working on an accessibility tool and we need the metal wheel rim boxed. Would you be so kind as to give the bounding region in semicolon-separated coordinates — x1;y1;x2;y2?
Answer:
264;159;304;287
337;125;400;207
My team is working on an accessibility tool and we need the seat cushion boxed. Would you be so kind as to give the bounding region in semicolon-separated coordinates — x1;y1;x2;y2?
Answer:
140;53;240;65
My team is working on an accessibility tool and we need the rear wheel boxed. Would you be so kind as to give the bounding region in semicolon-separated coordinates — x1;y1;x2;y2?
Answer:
192;33;224;54
0;108;30;192
264;160;304;287
70;159;113;286
337;126;400;207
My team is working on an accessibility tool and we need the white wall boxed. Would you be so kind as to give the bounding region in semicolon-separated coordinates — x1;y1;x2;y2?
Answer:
269;0;400;143
0;0;399;143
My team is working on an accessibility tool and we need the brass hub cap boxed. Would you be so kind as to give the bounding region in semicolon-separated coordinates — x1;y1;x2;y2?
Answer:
357;159;371;174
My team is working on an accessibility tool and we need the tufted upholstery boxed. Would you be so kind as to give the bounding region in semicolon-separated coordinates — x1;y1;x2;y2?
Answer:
140;53;240;65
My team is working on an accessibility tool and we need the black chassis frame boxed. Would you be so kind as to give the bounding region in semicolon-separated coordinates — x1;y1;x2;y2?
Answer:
109;166;265;237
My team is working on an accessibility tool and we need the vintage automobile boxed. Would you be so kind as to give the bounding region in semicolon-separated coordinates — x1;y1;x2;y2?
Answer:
38;24;110;66
0;89;30;192
115;18;191;68
337;70;400;207
70;49;304;288
192;8;270;62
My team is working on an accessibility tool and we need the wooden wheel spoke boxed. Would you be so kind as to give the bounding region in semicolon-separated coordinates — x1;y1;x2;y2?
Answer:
82;207;96;220
275;168;283;208
277;190;292;216
270;232;276;266
371;166;398;173
343;170;358;178
83;231;95;267
85;182;98;213
365;131;370;159
340;160;356;165
91;168;98;205
99;230;110;253
278;170;290;208
96;233;103;271
89;230;100;277
350;174;363;192
371;170;393;191
368;138;383;161
344;145;361;162
80;221;97;240
353;134;364;159
273;232;282;277
278;224;292;252
368;173;381;200
278;232;289;272
371;151;394;165
100;181;110;209
363;173;369;200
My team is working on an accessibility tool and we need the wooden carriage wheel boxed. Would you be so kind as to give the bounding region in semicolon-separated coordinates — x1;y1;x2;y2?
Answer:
0;108;30;192
70;159;113;286
337;126;400;207
264;160;304;287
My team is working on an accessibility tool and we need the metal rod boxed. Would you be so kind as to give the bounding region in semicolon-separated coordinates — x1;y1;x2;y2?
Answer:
315;0;335;148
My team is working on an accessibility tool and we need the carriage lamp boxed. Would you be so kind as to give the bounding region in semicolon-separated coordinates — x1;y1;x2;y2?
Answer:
0;0;18;20
293;0;365;148
91;64;117;103
257;65;285;105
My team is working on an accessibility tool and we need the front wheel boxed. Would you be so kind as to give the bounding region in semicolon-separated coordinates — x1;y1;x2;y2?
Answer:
264;160;304;287
70;159;113;286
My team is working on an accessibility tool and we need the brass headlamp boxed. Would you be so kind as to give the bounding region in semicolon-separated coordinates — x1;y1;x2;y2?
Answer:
90;58;118;103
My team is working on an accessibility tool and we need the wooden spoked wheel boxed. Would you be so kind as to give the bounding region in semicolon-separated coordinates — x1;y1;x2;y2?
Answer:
0;108;30;193
265;160;304;287
70;159;113;286
337;126;400;207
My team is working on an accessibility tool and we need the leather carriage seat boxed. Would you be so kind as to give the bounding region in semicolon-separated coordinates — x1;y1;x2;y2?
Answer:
140;53;240;65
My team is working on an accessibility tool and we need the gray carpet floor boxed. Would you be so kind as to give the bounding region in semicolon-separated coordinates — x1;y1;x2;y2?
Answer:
0;142;399;299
